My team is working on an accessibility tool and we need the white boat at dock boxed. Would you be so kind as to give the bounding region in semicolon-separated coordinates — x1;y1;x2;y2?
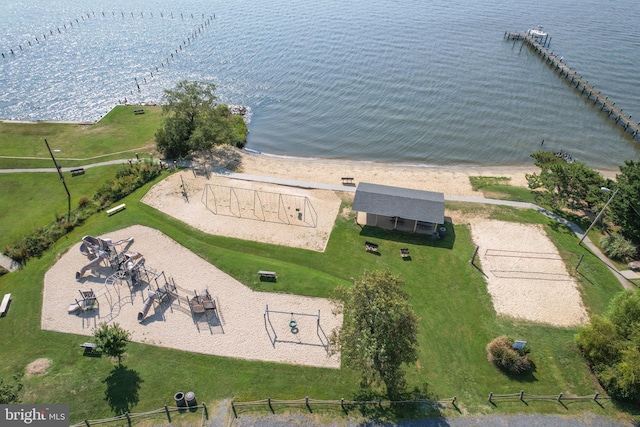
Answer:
529;25;547;38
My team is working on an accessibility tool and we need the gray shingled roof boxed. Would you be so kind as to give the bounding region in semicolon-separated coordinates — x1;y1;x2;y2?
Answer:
352;182;445;224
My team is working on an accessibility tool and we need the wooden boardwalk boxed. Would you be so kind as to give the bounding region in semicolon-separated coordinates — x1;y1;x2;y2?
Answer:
505;31;640;140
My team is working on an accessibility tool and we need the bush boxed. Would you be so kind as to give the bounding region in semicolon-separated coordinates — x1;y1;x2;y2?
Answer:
487;336;532;374
601;233;637;263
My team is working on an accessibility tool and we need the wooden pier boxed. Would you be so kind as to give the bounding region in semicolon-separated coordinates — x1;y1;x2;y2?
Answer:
505;31;640;140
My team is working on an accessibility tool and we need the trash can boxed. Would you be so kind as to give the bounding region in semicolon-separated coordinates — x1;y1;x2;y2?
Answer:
439;227;447;236
174;391;186;407
185;391;197;407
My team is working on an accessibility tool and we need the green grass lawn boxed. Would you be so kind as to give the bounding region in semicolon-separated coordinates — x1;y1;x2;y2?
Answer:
0;165;124;249
0;179;630;424
0;105;163;169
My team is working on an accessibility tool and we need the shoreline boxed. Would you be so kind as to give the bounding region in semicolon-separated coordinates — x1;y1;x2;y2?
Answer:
229;147;619;197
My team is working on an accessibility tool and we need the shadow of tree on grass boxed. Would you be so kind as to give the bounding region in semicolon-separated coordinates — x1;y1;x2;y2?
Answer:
103;365;143;415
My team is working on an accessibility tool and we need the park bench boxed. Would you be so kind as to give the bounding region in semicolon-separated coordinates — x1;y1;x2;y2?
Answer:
70;168;85;176
134;109;145;115
106;203;126;216
341;177;355;186
80;342;99;356
0;293;11;317
258;270;277;281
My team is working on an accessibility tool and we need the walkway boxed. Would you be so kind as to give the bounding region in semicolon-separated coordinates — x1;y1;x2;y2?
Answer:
0;164;636;291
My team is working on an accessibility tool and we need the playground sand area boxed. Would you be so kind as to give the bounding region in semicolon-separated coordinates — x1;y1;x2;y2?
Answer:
470;220;587;327
141;170;341;252
42;225;341;368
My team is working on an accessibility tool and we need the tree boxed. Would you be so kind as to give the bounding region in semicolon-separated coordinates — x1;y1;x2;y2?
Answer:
526;151;611;211
611;159;640;242
155;80;247;159
330;270;419;397
93;322;131;364
575;290;640;401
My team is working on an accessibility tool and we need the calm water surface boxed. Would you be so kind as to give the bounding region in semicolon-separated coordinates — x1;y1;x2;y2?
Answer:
1;0;639;168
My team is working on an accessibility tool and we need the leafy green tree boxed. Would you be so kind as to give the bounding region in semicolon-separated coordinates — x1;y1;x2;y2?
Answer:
93;322;131;364
606;291;640;340
330;270;419;397
610;159;640;242
575;315;622;369
526;151;611;210
155;80;247;159
575;290;640;401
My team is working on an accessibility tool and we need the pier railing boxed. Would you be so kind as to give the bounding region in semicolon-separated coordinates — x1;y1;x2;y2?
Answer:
505;31;639;140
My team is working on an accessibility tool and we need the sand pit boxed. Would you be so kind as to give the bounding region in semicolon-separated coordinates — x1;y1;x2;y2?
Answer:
42;225;341;368
470;220;587;327
142;171;341;252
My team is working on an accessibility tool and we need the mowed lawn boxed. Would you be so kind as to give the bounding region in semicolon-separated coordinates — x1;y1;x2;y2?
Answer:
0;105;163;169
0;172;627;423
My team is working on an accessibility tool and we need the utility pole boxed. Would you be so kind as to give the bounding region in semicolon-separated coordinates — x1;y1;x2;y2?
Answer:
44;139;71;222
578;187;619;246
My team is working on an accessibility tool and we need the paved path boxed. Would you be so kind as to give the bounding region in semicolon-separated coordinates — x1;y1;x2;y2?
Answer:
0;164;635;291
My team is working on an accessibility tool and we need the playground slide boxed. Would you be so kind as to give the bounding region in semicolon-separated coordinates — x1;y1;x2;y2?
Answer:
137;290;157;323
75;251;107;281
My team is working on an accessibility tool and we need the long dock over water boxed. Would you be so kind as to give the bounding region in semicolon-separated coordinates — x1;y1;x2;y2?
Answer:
505;31;640;140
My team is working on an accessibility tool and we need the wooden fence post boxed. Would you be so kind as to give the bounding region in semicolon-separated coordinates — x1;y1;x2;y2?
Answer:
519;390;524;401
341;398;346;414
125;412;131;427
84;420;90;427
305;396;312;413
164;405;171;423
231;401;237;418
268;397;273;413
557;393;563;402
594;392;599;401
488;392;493;402
202;402;208;419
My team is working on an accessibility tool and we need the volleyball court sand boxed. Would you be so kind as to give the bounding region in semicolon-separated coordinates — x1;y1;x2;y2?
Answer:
470;220;587;327
42;225;341;368
141;170;341;252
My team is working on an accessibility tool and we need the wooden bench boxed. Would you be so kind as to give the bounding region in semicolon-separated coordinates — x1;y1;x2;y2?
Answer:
134;109;145;115
70;168;85;176
365;242;379;252
341;177;355;186
106;203;126;216
258;270;277;281
0;293;11;316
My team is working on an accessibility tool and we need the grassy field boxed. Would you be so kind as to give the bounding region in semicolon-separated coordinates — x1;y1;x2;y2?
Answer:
0;105;163;169
0;114;634;424
0;179;631;424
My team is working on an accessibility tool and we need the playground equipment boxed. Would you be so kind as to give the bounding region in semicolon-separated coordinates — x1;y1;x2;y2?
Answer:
136;272;178;323
263;305;329;352
137;290;157;322
201;184;318;228
76;235;135;280
68;289;97;313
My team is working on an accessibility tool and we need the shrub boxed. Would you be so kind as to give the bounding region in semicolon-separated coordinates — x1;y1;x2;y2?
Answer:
487;335;532;374
601;233;637;263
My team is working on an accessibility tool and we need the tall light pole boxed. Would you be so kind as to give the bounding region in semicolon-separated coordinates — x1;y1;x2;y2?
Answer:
579;187;618;246
44;139;71;222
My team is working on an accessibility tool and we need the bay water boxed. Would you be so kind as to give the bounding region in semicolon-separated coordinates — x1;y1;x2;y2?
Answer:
1;0;639;169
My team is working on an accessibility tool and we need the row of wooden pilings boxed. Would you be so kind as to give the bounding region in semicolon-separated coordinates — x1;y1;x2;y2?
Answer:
504;31;640;140
1;11;211;60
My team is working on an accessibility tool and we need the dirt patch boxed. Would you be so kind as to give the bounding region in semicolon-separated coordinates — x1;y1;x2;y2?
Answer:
25;358;51;378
